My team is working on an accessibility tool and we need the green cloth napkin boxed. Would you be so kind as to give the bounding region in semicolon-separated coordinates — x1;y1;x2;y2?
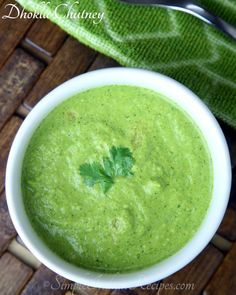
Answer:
17;0;236;128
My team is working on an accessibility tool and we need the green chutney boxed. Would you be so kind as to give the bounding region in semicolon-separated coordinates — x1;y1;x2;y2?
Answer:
22;85;213;273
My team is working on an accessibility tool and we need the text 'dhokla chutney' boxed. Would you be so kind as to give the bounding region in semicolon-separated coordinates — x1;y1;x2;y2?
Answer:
22;85;213;273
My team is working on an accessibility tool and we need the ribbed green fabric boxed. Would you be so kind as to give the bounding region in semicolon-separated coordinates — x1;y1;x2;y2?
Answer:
17;0;236;128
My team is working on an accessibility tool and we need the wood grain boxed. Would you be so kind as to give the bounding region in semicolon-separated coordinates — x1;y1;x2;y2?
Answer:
16;102;32;118
24;37;97;107
157;245;224;295
0;191;16;255
0;11;234;295
0;116;22;192
203;242;236;295
72;285;112;295
0;0;33;69
88;53;119;71
21;265;69;295
8;239;41;270
217;207;236;241
111;287;157;295
94;247;225;295
0;252;33;295
211;234;232;252
0;48;44;129
24;19;67;57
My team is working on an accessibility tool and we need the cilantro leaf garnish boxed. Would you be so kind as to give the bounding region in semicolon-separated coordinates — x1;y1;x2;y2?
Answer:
109;146;134;177
79;146;135;193
79;162;114;193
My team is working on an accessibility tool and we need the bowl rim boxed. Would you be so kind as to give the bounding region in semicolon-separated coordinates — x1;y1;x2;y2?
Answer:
6;67;232;289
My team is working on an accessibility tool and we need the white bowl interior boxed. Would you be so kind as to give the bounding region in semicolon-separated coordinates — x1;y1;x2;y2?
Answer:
6;68;231;289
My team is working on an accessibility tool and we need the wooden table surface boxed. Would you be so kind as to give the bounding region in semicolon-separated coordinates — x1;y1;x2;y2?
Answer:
0;1;236;295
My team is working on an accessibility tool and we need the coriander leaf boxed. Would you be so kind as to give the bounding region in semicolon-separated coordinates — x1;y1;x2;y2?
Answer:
79;146;135;193
103;157;114;177
109;146;135;177
100;178;114;193
79;163;112;189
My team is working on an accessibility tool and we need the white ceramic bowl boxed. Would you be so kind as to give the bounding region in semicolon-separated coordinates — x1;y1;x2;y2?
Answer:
6;68;231;289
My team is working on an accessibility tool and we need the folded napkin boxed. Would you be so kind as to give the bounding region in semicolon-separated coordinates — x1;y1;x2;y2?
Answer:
17;0;236;128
